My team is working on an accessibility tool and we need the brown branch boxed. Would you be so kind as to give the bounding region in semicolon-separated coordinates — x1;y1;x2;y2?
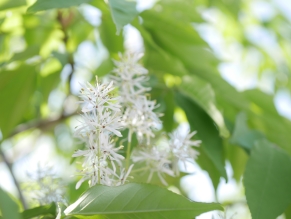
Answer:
57;10;75;94
9;112;78;139
0;147;28;210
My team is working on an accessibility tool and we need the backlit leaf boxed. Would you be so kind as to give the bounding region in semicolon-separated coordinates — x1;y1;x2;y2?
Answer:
64;183;223;218
108;0;138;34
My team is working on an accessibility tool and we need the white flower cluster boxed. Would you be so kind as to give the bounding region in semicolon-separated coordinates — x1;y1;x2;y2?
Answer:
73;52;201;187
74;79;132;188
131;130;201;185
110;53;201;185
24;164;66;206
111;53;161;144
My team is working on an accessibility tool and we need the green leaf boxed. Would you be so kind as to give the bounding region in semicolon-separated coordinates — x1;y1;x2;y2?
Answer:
0;65;37;138
244;139;291;219
140;8;249;115
179;75;229;138
21;203;56;219
285;203;291;219
175;92;227;186
10;46;40;62
141;10;216;72
93;58;114;77
160;89;175;132
0;0;26;11
64;183;222;218
27;0;92;13
99;5;124;54
156;0;203;23
51;51;69;67
230;112;265;151
242;89;291;156
108;0;138;34
196;147;221;189
0;187;22;219
243;89;279;115
224;143;248;182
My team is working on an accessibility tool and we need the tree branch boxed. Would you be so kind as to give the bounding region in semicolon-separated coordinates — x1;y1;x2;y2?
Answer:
0;147;28;210
9;112;78;139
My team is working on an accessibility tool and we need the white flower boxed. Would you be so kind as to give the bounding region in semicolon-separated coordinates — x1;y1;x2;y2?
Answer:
74;111;123;141
111;52;162;145
73;78;132;188
98;110;123;137
131;147;174;185
169;130;201;175
115;164;134;186
24;164;67;206
111;52;149;103
78;80;121;113
123;96;161;144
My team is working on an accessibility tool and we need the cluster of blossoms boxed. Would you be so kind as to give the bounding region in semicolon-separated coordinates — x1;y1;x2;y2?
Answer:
73;52;201;188
111;53;201;185
110;53;161;144
131;129;201;185
73;78;132;188
23;163;66;206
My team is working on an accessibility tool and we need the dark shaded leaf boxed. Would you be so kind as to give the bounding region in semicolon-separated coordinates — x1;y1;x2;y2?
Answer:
244;139;291;219
21;203;56;219
179;75;229;138
175;92;227;185
230;112;265;152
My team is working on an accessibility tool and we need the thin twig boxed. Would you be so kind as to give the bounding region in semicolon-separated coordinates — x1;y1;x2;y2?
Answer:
9;112;78;138
0;147;28;209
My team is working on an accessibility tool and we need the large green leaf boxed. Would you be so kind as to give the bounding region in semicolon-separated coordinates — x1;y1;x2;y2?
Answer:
244;139;291;219
21;203;56;219
140;8;250;116
0;65;37;138
141;10;217;71
242;89;291;156
107;0;138;34
0;187;22;219
196;147;221;189
230;112;265;151
285;204;291;219
175;92;227;186
157;0;203;23
179;75;229;138
100;11;124;54
0;0;26;11
27;0;91;13
64;183;222;218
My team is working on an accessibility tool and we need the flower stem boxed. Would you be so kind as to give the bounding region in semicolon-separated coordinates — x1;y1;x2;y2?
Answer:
98;130;101;184
97;111;101;184
125;130;132;169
